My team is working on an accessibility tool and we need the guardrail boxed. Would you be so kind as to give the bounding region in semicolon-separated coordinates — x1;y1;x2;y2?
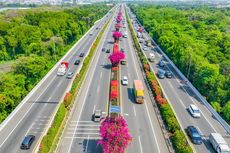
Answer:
129;8;230;134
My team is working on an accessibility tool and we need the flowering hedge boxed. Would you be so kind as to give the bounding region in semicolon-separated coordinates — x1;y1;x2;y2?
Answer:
113;31;123;40
109;52;125;66
98;116;132;153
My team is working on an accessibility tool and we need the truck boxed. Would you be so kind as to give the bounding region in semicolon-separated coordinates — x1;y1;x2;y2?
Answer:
133;80;144;104
57;61;69;76
149;53;155;62
209;133;230;153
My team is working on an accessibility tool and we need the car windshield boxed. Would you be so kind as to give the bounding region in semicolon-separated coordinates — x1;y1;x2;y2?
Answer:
95;115;100;118
193;109;200;113
192;132;200;138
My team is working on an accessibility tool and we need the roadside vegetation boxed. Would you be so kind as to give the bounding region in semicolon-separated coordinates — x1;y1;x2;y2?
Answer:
0;5;111;123
130;4;230;123
126;9;193;153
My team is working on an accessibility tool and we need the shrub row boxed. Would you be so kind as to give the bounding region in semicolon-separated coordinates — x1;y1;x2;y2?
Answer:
39;16;111;153
126;9;193;153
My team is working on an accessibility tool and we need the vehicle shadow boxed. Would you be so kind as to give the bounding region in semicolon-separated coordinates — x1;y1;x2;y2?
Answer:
203;138;216;153
127;88;136;104
82;139;102;153
101;64;111;70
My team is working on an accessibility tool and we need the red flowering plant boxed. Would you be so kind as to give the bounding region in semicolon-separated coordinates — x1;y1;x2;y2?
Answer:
98;115;132;153
109;52;125;66
115;23;122;31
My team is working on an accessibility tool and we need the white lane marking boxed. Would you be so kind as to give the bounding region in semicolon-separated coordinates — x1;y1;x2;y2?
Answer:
133;105;137;116
85;135;90;153
128;25;161;153
64;136;100;139
67;16;112;152
97;86;100;93
0;76;56;148
93;105;96;114
100;72;102;79
25;123;34;136
168;81;186;108
138;136;143;153
197;127;203;136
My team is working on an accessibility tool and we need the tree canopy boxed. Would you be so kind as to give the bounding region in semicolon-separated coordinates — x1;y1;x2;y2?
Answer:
130;4;230;123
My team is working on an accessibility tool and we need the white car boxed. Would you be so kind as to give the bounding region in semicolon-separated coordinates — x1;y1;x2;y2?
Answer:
94;110;101;122
188;104;201;118
122;76;128;85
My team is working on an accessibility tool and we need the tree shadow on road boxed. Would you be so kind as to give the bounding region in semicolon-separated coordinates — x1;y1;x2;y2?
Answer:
82;139;102;153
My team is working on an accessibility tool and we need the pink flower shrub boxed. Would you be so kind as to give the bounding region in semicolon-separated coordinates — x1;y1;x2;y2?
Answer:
115;23;122;30
109;52;125;66
98;116;132;153
113;31;122;40
138;27;143;33
113;43;119;53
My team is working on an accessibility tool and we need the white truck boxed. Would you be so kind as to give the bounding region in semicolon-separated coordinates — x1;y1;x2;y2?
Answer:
57;61;69;76
209;133;230;153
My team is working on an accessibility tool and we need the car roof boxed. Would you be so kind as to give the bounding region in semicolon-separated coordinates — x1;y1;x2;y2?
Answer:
123;76;128;79
22;135;34;144
190;104;199;110
95;110;101;115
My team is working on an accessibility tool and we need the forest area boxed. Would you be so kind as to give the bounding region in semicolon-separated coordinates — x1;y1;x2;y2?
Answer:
130;4;230;123
0;5;111;123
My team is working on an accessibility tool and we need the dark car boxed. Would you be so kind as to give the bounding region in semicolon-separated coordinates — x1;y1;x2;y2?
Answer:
102;48;106;52
159;60;165;67
120;48;124;53
79;53;84;57
165;71;172;78
74;59;80;65
186;126;202;145
157;69;165;79
106;49;110;53
21;135;35;149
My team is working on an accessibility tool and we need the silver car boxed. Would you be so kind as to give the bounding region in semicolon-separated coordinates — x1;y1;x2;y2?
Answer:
94;110;101;122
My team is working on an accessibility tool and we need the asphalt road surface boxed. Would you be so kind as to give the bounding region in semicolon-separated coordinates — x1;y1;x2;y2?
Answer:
57;5;170;153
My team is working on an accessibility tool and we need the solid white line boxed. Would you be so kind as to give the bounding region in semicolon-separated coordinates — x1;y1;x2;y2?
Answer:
0;76;56;148
138;136;143;153
85;135;90;153
93;105;96;115
25;123;34;136
168;81;186;108
133;105;137;116
128;24;161;153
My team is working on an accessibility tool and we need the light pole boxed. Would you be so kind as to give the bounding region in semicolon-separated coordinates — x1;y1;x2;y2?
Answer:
187;52;192;80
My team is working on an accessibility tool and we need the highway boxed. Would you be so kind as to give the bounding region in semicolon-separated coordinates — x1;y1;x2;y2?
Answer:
57;5;170;153
0;8;113;153
127;6;230;153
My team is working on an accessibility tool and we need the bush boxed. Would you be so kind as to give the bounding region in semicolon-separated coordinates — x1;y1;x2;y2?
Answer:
64;92;72;108
171;130;193;153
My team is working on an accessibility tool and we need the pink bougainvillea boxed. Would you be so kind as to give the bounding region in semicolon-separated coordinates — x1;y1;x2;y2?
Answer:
113;31;122;40
98;115;132;153
109;52;125;66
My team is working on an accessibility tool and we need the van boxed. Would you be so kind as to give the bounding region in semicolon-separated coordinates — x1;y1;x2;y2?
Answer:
21;135;35;149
